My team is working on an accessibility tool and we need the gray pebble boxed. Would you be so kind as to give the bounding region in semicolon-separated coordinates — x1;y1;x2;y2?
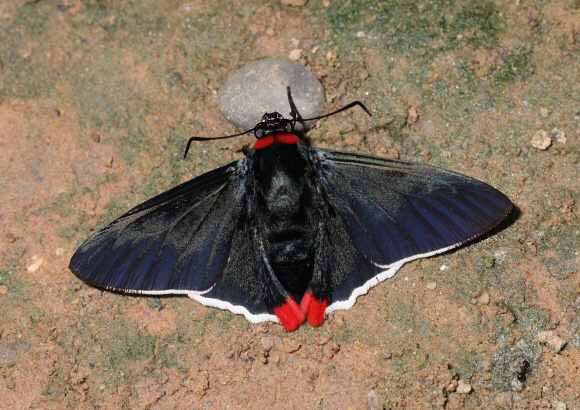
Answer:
0;342;29;361
153;297;164;311
170;71;182;82
260;337;273;351
367;390;381;410
550;128;567;144
218;58;325;132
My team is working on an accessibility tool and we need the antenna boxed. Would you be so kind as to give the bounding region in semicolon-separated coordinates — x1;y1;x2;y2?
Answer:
183;87;372;159
183;129;254;159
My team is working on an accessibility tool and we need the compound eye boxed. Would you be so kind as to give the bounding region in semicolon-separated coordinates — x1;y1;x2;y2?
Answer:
255;128;264;138
285;122;293;133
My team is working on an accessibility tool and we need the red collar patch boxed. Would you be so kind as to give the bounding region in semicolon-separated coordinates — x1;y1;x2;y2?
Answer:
253;133;301;149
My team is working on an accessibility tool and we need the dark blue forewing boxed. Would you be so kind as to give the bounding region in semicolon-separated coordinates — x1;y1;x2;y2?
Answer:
69;160;248;294
311;148;513;269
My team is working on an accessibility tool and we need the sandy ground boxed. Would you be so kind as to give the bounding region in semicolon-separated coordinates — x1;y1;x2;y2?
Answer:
0;1;578;409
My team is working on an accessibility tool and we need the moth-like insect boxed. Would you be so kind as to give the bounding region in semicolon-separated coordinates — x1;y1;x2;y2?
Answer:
70;89;512;331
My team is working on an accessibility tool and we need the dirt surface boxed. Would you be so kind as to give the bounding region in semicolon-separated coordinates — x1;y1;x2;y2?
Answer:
0;1;578;409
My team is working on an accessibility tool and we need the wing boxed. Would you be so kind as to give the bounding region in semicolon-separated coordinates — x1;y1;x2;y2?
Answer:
188;215;279;323
69;160;248;296
309;148;513;312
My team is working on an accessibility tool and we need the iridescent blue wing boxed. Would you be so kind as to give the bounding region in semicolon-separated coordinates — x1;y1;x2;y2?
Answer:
69;160;248;296
309;148;513;311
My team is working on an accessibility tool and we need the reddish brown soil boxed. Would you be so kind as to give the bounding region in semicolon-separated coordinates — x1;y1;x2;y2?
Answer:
1;1;578;409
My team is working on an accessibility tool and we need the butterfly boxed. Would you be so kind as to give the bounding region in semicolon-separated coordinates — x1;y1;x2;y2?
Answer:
69;88;513;331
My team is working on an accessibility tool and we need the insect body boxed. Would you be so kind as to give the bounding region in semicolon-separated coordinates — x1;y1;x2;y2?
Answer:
70;94;513;331
517;360;531;382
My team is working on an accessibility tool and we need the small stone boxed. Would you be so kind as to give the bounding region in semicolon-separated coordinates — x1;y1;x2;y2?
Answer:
530;130;551;150
169;71;182;82
330;342;340;355
484;255;495;268
288;49;302;61
553;400;567;410
326;51;338;62
282;338;301;353
260;337;273;351
536;331;567;353
551;129;567;144
367;390;381;410
281;0;308;6
0;285;7;294
333;316;345;327
446;379;458;392
543;384;553;395
104;156;113;168
407;106;419;124
218;58;325;132
426;282;437;290
540;107;550;118
456;380;472;394
27;256;44;273
481;357;492;372
478;292;490;305
426;73;439;83
503;312;515;325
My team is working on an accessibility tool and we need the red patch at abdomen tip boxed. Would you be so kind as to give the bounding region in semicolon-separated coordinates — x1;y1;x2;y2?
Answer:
300;290;327;327
273;297;306;332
